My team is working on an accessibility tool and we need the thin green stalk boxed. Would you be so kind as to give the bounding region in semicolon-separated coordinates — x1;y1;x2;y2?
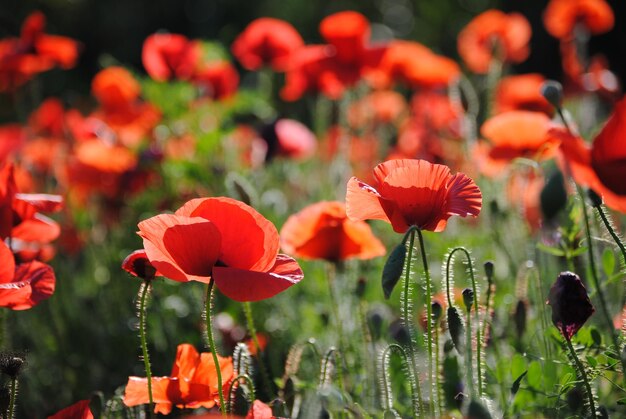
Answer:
228;373;256;414
596;204;626;266
138;281;155;418
205;281;226;416
7;377;16;419
465;310;475;400
326;264;346;359
415;229;435;416
434;323;443;415
379;344;419;418
243;301;274;397
401;228;424;417
357;297;376;409
565;337;597;418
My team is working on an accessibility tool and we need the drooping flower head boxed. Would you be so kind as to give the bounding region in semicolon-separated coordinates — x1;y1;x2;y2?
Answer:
232;18;304;72
346;159;482;233
124;343;234;414
280;201;386;262
547;271;595;340
138;197;303;302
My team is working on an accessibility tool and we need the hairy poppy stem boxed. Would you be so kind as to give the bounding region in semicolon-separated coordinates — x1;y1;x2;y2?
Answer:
137;280;155;419
243;302;275;397
415;229;435;417
205;281;226;416
465;308;475;400
7;377;16;419
228;373;256;413
379;343;419;418
595;204;626;267
564;337;597;418
401;228;424;418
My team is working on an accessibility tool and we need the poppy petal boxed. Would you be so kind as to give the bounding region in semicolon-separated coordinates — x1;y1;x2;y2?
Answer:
345;177;390;223
212;254;303;302
14;193;63;214
171;343;200;382
123;376;175;413
0;260;55;310
122;249;162;279
247;400;274;419
176;197;279;272
193;353;234;391
446;173;483;218
12;213;60;244
47;399;94;419
0;242;15;283
138;214;221;283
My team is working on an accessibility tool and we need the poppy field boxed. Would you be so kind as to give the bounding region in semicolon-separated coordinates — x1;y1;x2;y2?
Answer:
2;0;626;417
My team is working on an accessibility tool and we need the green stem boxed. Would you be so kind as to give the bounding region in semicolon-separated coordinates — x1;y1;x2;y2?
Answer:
228;373;256;414
7;377;16;419
401;228;424;417
326;264;346;359
434;323;443;415
243;301;274;397
357;297;376;409
205;281;226;416
465;310;475;400
564;337;597;418
138;281;155;418
596;204;626;266
416;229;435;416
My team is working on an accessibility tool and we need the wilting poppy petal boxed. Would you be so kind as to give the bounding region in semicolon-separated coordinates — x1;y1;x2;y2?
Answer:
138;214;221;283
122;249;161;280
176;197;279;272
47;399;94;419
0;242;15;282
0;260;55;310
345;177;390;223
246;400;273;419
213;254;303;302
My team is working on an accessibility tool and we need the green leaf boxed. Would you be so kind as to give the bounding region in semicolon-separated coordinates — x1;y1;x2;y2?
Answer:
511;354;526;380
602;249;616;275
511;370;528;395
586;356;598;368
590;328;602;347
540;170;567;221
527;361;542;388
617;398;626;405
536;242;566;257
544;361;557;389
382;243;406;299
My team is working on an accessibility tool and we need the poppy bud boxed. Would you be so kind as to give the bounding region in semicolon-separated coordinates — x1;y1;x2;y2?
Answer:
382;242;406;299
447;306;465;352
547;271;595;340
484;261;494;278
0;353;25;379
587;189;603;208
432;301;443;322
541;80;563;109
355;277;367;298
462;288;474;312
514;300;527;339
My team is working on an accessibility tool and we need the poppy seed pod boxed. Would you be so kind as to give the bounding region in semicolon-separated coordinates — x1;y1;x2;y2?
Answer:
547;271;595;340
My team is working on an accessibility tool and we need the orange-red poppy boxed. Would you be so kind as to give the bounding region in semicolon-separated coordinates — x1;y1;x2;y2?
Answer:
557;97;626;212
346;159;482;233
280;201;386;262
0;125;25;164
543;0;614;39
122;249;162;280
348;90;407;129
261;119;317;161
92;66;141;110
124;343;234;414
142;33;200;82
366;41;460;89
246;400;274;419
47;399;93;419
0;241;56;310
138;197;303;302
457;10;531;74
232;18;304;72
192;60;239;100
28;98;66;138
495;74;553;115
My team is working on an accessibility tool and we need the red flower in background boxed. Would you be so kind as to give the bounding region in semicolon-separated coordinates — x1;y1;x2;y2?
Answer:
0;241;56;310
457;10;531;74
232;18;304;72
260;119;317;161
142;33;200;81
280;201;386;262
124;343;234;414
192;60;239;100
246;400;274;419
558;97;626;212
543;0;614;39
138;197;303;302
91;66;141;110
346;159;482;233
47;399;93;419
495;74;553;115
0;11;79;92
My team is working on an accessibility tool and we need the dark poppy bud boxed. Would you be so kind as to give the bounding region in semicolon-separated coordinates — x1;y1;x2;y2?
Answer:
514;300;527;339
462;288;474;312
355;277;367;298
547;271;595;340
122;250;159;281
382;242;406;299
0;353;26;379
484;261;494;279
587;189;603;208
271;398;287;417
541;80;563;109
447;306;465;352
432;301;443;322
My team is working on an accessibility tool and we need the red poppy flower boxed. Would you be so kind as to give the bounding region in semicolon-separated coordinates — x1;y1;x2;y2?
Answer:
122;249;162;280
543;0;614;39
280;201;386;262
366;41;460;89
124;343;234;414
0;241;56;310
138;197;303;302
92;66;141;110
346;159;482;233
261;119;317;161
232;18;304;72
348;90;407;129
28;98;65;137
246;400;274;419
495;74;553;115
547;271;595;340
457;10;531;74
47;399;94;419
0;125;26;164
557;97;626;211
142;33;200;81
192;60;239;100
